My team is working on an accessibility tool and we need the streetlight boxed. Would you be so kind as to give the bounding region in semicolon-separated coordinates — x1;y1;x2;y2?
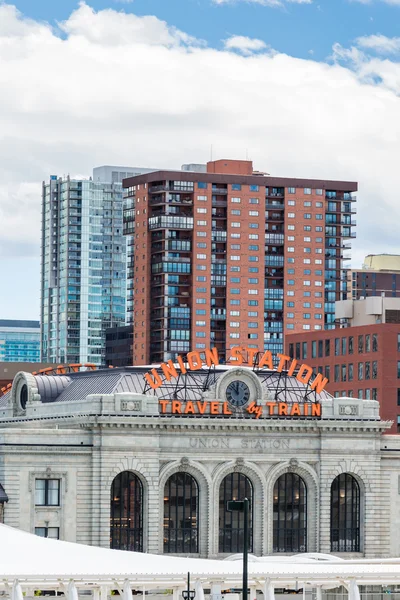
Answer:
182;572;196;600
227;498;249;600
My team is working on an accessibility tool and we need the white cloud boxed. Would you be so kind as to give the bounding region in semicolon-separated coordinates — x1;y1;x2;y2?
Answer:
224;35;268;55
1;2;400;317
356;34;400;54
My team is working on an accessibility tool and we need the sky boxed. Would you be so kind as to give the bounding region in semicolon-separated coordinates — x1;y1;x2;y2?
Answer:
1;0;400;319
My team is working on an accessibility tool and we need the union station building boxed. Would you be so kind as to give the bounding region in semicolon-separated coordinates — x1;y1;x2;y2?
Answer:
0;351;399;559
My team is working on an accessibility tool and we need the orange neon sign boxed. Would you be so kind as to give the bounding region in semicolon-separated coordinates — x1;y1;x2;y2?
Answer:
158;399;321;419
144;346;328;393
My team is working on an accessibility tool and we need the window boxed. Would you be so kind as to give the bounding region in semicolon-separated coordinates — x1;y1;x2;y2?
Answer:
232;183;241;190
304;202;311;207
198;182;207;189
35;527;59;539
372;333;378;352
231;222;241;228
334;365;339;383
231;210;241;216
249;211;259;216
358;362;364;380
335;338;340;356
349;336;353;354
288;187;296;193
249;245;259;250
288;236;295;242
330;474;360;552
358;335;364;353
348;363;353;381
287;247;294;253
304;214;312;219
372;361;377;379
273;473;307;553
365;334;371;352
365;361;370;380
316;188;323;195
197;220;207;226
110;472;143;552
249;198;259;204
341;365;347;382
197;195;207;201
197;207;207;213
325;339;330;357
249;234;259;239
304;225;311;231
287;313;294;318
302;342;307;359
317;340;323;358
231;197;241;203
250;184;259;191
35;479;60;506
219;473;253;552
288;200;295;206
164;473;198;553
288;213;295;218
304;188;312;195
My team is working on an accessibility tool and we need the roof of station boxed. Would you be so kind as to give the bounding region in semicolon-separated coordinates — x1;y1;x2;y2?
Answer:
0;364;331;407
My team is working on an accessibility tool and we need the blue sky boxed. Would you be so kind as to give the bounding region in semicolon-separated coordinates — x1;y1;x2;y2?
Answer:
9;0;400;61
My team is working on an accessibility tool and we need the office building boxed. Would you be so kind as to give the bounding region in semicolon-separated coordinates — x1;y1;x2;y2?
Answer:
0;320;40;362
41;174;127;365
122;159;357;365
0;356;399;559
348;254;400;299
284;295;400;432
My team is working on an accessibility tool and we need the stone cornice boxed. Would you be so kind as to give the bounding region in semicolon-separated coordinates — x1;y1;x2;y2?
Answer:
0;413;391;434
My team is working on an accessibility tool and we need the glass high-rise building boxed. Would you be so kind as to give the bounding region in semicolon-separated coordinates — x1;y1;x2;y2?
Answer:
41;174;127;365
0;320;40;362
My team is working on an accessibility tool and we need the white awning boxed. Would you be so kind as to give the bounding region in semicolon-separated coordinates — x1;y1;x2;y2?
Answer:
0;524;399;590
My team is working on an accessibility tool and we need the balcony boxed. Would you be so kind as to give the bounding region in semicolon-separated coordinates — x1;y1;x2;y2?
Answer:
265;203;284;210
212;187;228;194
148;216;194;231
265;233;284;245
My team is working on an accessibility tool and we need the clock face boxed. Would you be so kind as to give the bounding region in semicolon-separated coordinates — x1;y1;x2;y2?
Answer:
226;380;250;408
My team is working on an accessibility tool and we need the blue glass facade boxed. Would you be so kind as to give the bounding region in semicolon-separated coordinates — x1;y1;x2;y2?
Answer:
0;320;40;362
41;177;126;365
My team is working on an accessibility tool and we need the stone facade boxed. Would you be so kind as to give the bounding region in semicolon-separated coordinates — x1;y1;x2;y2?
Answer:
0;365;398;559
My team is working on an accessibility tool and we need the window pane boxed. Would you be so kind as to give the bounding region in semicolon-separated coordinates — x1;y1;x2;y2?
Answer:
35;480;46;506
48;479;60;506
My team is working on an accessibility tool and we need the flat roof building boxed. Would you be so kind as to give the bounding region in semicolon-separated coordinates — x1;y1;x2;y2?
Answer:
348;254;400;300
285;296;400;432
0;320;40;363
123;159;357;365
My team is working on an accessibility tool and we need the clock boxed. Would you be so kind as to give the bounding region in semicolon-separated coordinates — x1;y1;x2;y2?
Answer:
226;380;250;408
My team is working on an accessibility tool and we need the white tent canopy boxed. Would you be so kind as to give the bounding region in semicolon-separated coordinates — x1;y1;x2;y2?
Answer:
1;525;400;596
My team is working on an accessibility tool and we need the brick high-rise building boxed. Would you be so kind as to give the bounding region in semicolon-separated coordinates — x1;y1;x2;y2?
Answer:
123;159;357;365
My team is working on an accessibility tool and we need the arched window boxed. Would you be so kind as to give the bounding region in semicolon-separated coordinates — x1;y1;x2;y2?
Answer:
331;473;360;552
164;472;198;553
219;473;253;553
110;471;143;552
273;472;307;553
